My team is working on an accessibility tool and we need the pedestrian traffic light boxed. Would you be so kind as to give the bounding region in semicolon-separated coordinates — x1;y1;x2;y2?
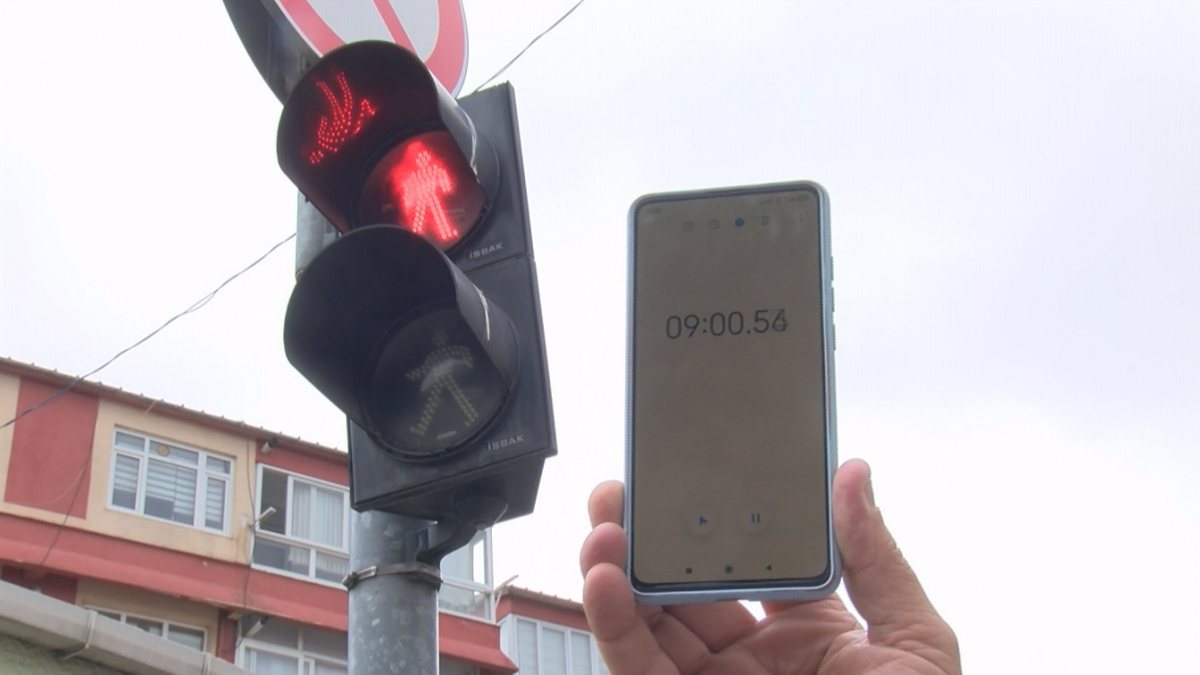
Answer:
278;41;555;526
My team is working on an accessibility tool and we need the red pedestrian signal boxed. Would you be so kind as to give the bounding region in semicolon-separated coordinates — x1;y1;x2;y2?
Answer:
277;41;497;247
358;132;486;250
278;42;554;524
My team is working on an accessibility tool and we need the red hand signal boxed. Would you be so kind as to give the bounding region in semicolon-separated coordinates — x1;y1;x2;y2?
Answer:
308;72;377;166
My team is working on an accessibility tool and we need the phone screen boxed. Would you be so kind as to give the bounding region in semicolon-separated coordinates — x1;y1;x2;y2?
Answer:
628;182;835;596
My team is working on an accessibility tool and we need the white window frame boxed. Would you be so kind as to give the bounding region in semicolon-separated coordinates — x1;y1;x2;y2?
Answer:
235;619;345;667
107;428;232;534
501;616;610;675
252;464;350;587
89;606;207;652
438;529;495;621
239;638;348;674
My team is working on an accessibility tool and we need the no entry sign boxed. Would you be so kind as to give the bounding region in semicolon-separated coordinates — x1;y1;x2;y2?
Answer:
225;0;469;100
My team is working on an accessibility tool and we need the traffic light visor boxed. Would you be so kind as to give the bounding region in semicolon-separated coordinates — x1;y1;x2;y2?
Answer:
283;227;518;459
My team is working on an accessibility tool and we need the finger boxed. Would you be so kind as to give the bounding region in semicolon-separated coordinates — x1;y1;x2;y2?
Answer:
761;592;846;618
581;523;726;672
589;480;625;528
762;591;859;630
833;459;956;652
584;480;762;656
583;562;688;674
581;521;628;577
664;602;757;653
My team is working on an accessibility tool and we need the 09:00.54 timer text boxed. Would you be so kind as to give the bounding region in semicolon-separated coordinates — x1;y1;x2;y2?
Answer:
665;309;788;339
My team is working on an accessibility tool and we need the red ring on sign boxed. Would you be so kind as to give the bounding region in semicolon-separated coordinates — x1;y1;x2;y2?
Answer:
278;0;468;94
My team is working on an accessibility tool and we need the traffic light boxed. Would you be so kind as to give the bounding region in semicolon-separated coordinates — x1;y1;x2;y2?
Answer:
277;41;555;526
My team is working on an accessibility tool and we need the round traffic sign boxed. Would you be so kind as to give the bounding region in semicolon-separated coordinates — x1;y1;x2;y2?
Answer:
225;0;469;99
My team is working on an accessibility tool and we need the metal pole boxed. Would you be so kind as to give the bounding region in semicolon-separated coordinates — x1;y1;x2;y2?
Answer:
347;510;441;675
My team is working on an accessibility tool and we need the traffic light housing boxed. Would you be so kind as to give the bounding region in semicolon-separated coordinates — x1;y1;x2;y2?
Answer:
278;41;554;525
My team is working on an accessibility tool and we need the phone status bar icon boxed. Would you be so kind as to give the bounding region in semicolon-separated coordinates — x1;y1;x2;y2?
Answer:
677;216;764;232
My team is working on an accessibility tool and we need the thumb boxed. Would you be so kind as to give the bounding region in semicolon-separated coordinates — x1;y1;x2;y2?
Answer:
833;460;957;655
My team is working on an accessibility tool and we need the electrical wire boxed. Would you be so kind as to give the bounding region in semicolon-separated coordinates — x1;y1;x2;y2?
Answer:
1;232;296;430
13;0;587;568
471;0;588;94
34;398;160;571
9;1;585;427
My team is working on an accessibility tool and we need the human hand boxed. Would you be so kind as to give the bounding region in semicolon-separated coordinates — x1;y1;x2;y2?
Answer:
579;459;960;674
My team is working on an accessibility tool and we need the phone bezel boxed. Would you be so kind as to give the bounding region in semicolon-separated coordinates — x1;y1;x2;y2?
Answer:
624;180;840;604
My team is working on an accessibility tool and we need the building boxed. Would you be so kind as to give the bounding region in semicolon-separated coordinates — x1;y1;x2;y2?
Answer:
0;357;605;674
496;587;611;675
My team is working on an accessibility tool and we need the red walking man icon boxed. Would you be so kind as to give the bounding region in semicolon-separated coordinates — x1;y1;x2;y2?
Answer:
395;141;460;244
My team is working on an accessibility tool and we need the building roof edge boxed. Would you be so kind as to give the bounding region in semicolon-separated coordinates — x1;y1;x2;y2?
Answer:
0;355;344;460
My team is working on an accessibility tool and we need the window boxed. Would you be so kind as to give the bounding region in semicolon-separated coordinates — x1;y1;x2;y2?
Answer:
503;618;609;675
92;608;206;651
239;617;346;675
253;466;349;584
439;529;494;619
109;429;231;532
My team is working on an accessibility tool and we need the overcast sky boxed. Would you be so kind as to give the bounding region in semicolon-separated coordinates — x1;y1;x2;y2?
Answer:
2;1;1198;672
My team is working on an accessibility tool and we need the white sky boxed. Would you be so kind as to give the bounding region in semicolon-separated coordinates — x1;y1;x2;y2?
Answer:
2;1;1198;672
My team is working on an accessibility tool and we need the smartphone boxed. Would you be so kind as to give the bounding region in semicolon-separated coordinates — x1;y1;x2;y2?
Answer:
625;181;838;604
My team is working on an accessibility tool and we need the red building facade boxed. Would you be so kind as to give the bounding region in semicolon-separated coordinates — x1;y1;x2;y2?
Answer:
0;357;601;674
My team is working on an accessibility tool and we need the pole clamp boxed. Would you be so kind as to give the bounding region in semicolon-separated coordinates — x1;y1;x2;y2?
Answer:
342;562;443;591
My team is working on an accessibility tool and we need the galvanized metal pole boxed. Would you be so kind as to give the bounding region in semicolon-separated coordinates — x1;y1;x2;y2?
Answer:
347;510;441;675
